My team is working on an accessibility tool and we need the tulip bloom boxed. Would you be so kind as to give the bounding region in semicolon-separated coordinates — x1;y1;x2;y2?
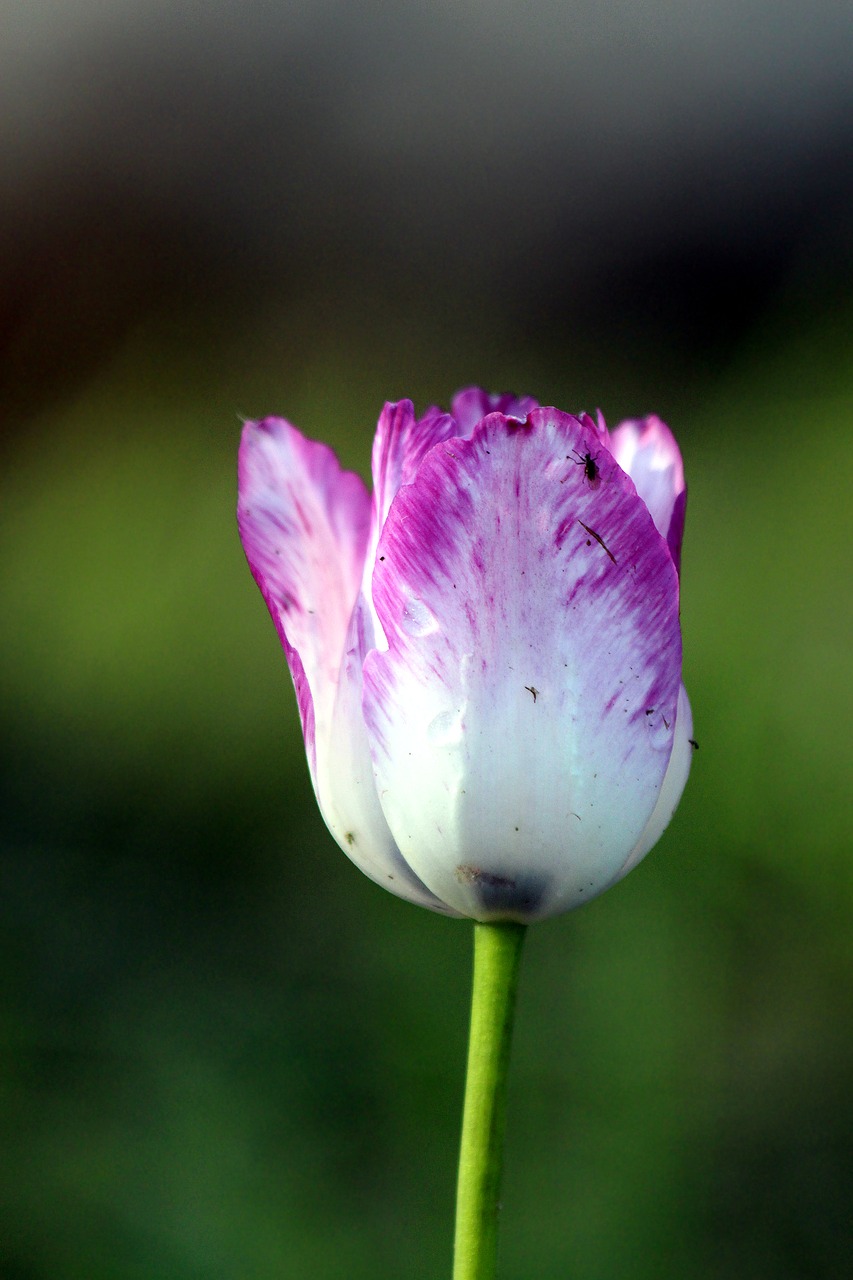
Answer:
238;389;692;922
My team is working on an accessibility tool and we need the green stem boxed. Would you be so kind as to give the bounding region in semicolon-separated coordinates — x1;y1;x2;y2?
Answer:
453;920;527;1280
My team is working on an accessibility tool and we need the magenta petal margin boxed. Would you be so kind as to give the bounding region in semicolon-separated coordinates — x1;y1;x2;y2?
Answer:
238;389;693;922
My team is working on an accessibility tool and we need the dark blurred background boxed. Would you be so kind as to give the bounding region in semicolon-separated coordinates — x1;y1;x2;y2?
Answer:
1;3;851;1277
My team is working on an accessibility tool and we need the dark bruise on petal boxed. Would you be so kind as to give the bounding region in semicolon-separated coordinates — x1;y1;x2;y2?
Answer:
455;865;549;916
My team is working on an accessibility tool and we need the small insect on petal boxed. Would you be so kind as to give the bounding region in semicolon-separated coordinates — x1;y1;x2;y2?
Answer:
572;449;601;487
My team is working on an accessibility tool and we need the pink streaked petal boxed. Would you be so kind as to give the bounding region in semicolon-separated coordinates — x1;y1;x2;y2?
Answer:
362;408;682;922
315;595;461;914
608;683;694;884
368;392;539;549
237;417;370;774
364;401;458;643
609;415;686;574
370;400;417;532
451;388;539;435
370;401;458;532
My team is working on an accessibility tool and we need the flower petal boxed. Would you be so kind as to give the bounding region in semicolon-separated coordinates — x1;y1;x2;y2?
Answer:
450;388;539;435
612;683;694;881
608;415;686;574
361;401;460;649
362;409;683;921
319;595;462;914
237;417;370;775
368;392;540;575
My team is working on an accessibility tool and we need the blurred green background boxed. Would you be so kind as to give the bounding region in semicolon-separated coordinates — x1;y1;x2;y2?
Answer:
1;5;852;1278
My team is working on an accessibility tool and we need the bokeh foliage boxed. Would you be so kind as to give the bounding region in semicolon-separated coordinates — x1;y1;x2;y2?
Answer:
1;297;851;1278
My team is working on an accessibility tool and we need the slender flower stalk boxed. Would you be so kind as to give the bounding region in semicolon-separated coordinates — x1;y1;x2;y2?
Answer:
454;921;526;1280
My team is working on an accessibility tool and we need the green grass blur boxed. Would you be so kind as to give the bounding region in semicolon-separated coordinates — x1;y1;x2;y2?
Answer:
1;296;850;1278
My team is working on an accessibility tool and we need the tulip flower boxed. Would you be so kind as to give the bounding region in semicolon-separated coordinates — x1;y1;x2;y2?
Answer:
237;389;692;921
237;388;692;1280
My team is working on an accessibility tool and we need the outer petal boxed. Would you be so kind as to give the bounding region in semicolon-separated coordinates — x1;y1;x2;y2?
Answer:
612;683;694;881
370;401;458;532
362;409;683;921
361;401;458;649
320;592;461;913
237;417;455;914
237;417;370;775
608;415;686;574
368;393;539;586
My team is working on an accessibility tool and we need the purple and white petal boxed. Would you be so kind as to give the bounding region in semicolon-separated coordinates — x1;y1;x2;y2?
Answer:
364;401;458;643
370;400;458;529
609;415;686;574
609;683;694;883
237;417;370;775
236;418;444;909
370;400;417;533
317;593;461;914
451;388;539;436
369;391;537;545
362;409;682;921
368;402;456;550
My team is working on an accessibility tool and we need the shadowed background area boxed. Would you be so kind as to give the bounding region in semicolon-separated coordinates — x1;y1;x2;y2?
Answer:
1;3;851;1277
